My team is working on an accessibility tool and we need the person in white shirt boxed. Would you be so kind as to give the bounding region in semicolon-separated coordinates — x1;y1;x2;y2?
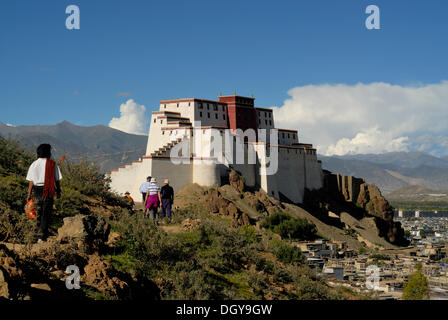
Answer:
26;144;62;243
139;176;152;203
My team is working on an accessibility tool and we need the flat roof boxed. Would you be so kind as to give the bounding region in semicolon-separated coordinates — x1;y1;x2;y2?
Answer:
160;98;226;104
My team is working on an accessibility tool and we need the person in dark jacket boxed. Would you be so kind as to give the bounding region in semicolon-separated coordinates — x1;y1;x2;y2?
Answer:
160;179;174;221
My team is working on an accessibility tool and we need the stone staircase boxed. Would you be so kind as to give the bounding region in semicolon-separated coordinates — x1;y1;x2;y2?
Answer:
150;135;188;157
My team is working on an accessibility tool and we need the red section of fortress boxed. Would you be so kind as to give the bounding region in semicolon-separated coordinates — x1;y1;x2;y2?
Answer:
219;95;258;133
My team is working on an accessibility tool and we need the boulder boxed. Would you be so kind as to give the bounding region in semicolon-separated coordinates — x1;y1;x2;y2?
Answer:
0;269;9;299
229;170;245;193
57;214;110;250
83;255;130;299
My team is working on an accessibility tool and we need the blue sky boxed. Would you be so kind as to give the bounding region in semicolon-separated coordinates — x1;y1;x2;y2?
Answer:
0;0;447;155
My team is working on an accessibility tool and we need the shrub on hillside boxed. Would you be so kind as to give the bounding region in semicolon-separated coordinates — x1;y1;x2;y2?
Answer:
0;137;34;176
0;201;34;243
261;212;317;240
270;239;305;265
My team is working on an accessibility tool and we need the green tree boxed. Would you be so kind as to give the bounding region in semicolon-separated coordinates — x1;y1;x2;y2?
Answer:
402;264;429;300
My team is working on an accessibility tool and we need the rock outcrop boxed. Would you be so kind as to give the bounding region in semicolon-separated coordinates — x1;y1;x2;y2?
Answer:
305;171;409;246
83;254;130;299
57;214;110;252
229;169;245;194
206;187;251;227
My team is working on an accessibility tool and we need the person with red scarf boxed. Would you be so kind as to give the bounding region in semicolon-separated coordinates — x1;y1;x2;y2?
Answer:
26;144;62;243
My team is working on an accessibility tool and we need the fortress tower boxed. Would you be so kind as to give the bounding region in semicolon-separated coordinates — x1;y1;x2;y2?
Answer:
109;94;323;203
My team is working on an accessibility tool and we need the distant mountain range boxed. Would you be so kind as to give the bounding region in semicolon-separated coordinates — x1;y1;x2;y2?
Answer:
0;121;147;172
319;152;448;194
2;121;447;195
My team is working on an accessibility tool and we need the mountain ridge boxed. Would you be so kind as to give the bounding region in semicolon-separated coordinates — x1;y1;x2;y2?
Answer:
0;121;148;172
319;152;448;194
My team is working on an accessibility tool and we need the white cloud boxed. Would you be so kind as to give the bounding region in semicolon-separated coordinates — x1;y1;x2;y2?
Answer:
109;99;148;135
271;81;448;156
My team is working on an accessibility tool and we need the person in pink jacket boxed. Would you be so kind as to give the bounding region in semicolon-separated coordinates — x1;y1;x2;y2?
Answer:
144;177;161;220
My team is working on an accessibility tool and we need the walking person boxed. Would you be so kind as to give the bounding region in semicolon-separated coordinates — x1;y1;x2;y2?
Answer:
145;177;161;220
139;176;151;203
25;144;62;243
160;179;174;222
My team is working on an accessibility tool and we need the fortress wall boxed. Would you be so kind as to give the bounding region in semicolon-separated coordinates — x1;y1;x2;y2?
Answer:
193;101;228;128
160;101;194;120
192;158;221;186
257;147;305;203
146;113;164;155
109;158;152;202
231;144;257;187
304;152;324;190
277;148;306;203
150;157;193;195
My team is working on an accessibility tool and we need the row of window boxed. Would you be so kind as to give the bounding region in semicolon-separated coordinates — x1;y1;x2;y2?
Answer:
280;132;296;139
162;102;192;109
199;111;226;120
198;102;226;111
257;111;272;118
259;119;273;126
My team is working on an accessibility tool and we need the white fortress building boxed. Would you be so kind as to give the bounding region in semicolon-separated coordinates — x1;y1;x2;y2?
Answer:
109;94;323;203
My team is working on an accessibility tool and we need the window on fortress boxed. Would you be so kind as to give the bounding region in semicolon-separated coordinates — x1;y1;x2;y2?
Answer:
189;102;191;106
160;120;163;124
288;134;290;138
207;104;209;110
199;103;203;109
154;119;156;123
282;133;285;138
269;120;272;126
265;112;267;117
208;113;210;118
265;120;267;125
162;131;165;135
200;112;202;117
223;114;226;120
213;104;218;111
215;114;218;119
177;103;179;108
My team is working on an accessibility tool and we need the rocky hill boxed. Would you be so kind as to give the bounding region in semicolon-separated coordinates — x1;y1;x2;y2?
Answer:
175;170;408;250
